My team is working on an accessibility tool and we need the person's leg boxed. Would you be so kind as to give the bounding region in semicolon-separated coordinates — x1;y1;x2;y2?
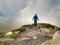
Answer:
34;20;37;26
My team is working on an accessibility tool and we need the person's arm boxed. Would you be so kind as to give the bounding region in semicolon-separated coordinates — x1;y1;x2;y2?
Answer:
38;18;39;21
32;16;34;21
37;16;39;21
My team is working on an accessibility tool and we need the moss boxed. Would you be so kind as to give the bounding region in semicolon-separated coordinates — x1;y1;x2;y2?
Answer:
12;28;26;33
0;41;8;45
19;28;26;33
58;27;60;30
10;27;27;39
7;33;18;39
15;23;58;30
0;32;5;38
5;42;8;45
22;24;33;28
38;23;58;29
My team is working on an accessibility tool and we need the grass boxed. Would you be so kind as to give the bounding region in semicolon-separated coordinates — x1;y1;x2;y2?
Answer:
12;27;26;33
7;33;18;39
22;24;34;28
7;28;26;39
0;32;5;38
0;41;8;45
22;23;59;30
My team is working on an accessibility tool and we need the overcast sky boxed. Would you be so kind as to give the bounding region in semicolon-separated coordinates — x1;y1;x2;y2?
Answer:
0;0;60;32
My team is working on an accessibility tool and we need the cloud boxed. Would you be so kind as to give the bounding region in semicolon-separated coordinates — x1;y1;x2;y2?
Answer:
0;0;60;32
0;0;28;32
16;0;60;27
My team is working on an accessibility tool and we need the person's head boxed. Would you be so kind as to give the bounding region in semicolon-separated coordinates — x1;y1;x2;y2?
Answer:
35;13;37;16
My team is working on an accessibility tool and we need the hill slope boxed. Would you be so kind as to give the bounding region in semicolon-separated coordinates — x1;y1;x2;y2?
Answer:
0;23;60;45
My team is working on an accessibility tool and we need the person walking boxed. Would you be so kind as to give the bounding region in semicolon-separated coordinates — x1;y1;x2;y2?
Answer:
32;13;39;26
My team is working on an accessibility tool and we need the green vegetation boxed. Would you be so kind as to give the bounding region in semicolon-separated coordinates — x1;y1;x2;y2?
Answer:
20;23;59;39
22;24;34;28
7;28;26;39
38;23;58;29
58;27;60;30
3;23;60;39
22;23;59;30
12;27;26;33
19;23;59;35
0;41;8;45
7;33;18;39
38;23;59;35
0;23;60;45
0;32;5;38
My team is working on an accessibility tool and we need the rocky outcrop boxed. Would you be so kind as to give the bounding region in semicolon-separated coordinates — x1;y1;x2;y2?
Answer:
0;23;59;45
41;31;60;45
7;27;51;45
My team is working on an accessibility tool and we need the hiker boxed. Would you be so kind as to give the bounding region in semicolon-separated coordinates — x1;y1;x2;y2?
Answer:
32;13;39;26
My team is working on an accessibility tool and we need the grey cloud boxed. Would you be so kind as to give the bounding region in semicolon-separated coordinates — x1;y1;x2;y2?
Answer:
0;0;28;23
0;0;60;32
0;0;28;32
16;0;60;27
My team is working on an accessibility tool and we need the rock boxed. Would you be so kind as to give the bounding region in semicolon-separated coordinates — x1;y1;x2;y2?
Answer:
7;27;51;45
53;31;60;39
52;31;60;45
40;28;50;34
0;23;58;45
41;40;52;45
5;32;13;36
14;31;19;34
41;31;60;45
